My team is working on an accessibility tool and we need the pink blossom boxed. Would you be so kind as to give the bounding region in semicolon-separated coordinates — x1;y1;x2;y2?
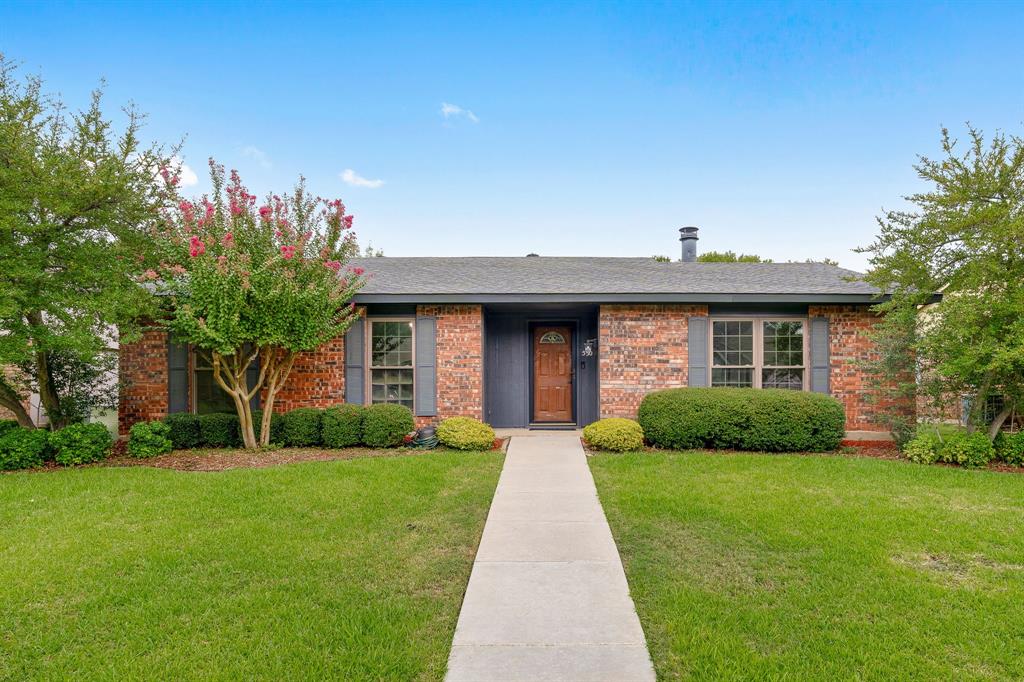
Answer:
229;199;242;216
222;232;234;247
259;205;273;222
351;266;365;276
189;239;206;257
324;260;341;272
280;245;296;260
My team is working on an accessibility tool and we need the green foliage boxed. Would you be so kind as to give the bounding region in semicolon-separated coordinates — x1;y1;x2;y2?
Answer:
638;388;846;452
582;418;645;452
127;421;173;458
994;432;1024;466
859;126;1024;439
0;420;20;437
162;413;203;450
322;405;364;448
436;417;495;451
49;422;112;466
281;408;323;447
0;56;175;428
252;409;286;446
938;431;995;468
697;251;771;263
198;413;241;448
902;434;941;464
0;427;49;470
361;404;415;448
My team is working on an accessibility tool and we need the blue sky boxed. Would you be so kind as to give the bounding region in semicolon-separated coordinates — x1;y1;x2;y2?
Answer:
3;1;1023;270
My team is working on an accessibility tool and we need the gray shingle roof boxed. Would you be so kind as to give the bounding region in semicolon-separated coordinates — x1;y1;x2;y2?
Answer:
350;257;879;301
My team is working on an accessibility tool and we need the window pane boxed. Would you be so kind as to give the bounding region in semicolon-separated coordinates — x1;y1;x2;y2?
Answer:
371;321;414;367
763;321;804;367
711;368;753;387
194;369;235;414
762;368;804;390
711;320;754;367
370;368;414;408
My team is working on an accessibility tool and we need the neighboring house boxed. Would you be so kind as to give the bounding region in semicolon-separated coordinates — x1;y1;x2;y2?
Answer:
118;229;906;439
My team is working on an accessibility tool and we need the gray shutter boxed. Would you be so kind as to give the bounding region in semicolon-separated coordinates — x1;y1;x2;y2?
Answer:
246;349;261;410
415;316;437;417
167;336;189;413
687;317;708;387
344;318;365;404
810;316;830;394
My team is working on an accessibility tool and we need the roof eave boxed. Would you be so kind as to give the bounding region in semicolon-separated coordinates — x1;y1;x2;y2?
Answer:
353;292;890;304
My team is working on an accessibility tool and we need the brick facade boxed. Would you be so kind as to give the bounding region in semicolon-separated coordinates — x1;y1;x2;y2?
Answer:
598;304;708;418
419;304;484;422
272;337;347;412
809;305;910;431
118;327;169;434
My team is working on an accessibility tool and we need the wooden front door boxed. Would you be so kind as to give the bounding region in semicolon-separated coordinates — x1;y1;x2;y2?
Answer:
533;326;573;422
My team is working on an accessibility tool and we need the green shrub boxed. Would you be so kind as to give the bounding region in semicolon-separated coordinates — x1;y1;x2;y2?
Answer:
0;427;49;470
322;405;364;448
198;413;241;448
583;418;645;452
436;417;495;450
163;413;202;449
252;409;286;445
361;404;415;448
281;408;323;447
638;387;846;452
0;419;21;438
902;433;940;464
939;431;995;468
994;432;1024;467
49;422;113;466
128;421;173;458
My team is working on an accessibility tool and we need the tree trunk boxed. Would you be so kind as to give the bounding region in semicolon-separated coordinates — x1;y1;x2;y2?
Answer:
0;378;35;428
988;400;1016;441
211;349;260;449
25;311;66;430
966;374;995;435
257;347;297;446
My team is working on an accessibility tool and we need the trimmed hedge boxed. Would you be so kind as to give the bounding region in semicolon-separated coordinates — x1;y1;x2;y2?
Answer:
322;405;364;448
163;413;202;449
582;418;645;452
198;413;241;448
281;408;323;447
638;387;845;452
0;427;49;470
50;422;113;466
361;404;415;448
252;409;286;446
437;417;495;450
128;421;173;458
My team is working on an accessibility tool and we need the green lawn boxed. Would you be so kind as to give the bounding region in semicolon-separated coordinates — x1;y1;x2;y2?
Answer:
590;451;1024;681
0;451;503;681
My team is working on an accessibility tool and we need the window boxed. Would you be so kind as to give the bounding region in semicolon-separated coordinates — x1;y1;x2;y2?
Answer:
369;319;414;410
710;318;806;390
193;350;235;414
539;331;566;344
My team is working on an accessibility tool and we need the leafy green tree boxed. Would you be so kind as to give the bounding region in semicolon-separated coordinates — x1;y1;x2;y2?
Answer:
697;251;771;263
156;162;364;448
859;126;1024;440
0;55;174;428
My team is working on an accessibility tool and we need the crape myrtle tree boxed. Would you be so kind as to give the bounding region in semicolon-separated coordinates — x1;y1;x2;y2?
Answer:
0;54;175;428
156;161;364;448
859;126;1024;442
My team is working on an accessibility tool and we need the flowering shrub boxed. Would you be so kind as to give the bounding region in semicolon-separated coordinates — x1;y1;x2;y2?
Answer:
155;161;364;447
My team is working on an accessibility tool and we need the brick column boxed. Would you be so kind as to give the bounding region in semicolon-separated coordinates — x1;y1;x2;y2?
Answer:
418;304;483;421
118;328;170;434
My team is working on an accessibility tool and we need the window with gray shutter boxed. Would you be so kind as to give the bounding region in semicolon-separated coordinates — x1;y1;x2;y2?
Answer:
344;318;365;404
687;317;709;387
810;316;830;394
167;337;189;413
415;316;437;417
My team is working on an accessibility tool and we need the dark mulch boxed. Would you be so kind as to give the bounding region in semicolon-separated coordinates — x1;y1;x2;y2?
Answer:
104;447;412;472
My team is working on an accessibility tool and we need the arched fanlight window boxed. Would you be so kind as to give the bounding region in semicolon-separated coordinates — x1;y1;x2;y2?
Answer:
539;331;566;344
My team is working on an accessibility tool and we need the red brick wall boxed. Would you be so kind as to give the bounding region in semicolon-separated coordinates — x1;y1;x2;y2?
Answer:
271;336;347;412
598;304;708;418
418;304;483;424
809;305;912;431
118;328;169;434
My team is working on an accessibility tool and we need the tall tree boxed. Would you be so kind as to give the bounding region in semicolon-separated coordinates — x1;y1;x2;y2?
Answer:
697;251;771;263
156;162;364;448
859;126;1024;440
0;55;175;428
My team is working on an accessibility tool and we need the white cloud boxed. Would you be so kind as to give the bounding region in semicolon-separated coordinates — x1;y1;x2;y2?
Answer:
440;101;479;124
340;168;385;189
168;156;198;187
241;145;272;170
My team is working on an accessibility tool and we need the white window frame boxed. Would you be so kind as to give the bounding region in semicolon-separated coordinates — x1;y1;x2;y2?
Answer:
708;317;809;390
365;317;416;409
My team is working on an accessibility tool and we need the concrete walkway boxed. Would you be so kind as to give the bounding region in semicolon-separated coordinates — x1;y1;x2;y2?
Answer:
446;433;655;682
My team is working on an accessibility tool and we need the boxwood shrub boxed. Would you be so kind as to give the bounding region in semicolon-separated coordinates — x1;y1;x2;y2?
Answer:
128;421;173;458
281;408;323;447
198;413;241;448
252;409;286;445
49;422;113;466
322;405;364;448
0;427;49;470
638;387;845;452
163;413;202;449
582;418;645;452
361;404;415;448
437;417;495;450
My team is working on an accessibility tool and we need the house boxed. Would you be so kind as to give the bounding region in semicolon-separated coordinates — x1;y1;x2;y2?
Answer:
118;228;903;439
